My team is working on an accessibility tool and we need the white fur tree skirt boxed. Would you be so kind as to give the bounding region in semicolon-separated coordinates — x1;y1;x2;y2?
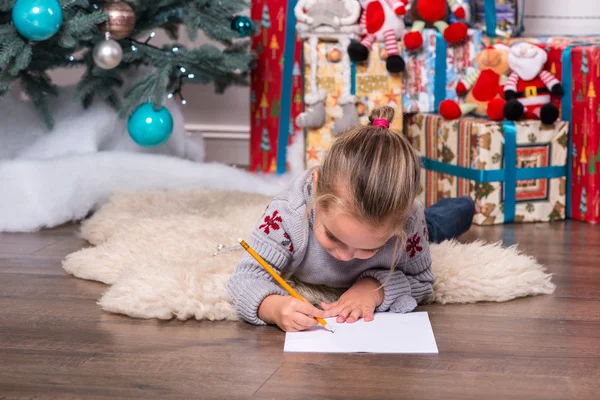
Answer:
63;190;556;321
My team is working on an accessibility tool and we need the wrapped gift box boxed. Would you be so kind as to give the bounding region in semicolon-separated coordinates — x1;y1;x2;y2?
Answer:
402;29;484;114
482;36;600;221
565;46;600;223
470;0;524;38
305;41;403;168
249;0;303;173
406;114;569;225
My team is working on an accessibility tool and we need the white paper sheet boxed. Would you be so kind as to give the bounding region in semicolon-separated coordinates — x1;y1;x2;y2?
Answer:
284;312;438;354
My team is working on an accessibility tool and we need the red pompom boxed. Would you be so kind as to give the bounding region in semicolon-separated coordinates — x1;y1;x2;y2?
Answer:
403;31;424;51
453;6;466;20
444;22;468;44
440;100;463;120
394;5;406;15
456;81;468;96
487;98;506;121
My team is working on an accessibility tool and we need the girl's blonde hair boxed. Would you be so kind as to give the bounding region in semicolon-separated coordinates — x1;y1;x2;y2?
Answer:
315;106;421;249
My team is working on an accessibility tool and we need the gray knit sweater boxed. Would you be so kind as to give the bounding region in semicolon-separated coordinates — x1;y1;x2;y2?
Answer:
227;170;434;325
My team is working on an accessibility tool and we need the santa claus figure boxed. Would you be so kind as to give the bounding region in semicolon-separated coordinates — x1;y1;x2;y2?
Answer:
347;0;408;73
503;42;564;125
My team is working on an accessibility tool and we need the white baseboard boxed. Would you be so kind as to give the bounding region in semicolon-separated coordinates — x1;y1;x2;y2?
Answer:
185;123;251;166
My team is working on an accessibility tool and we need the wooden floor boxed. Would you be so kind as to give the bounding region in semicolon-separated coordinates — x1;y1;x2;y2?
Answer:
1;222;599;400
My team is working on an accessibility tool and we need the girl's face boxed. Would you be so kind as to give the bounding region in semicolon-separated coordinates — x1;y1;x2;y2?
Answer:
313;203;391;261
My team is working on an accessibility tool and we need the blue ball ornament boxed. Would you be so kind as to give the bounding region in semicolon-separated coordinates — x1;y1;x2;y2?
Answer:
231;15;253;38
12;0;63;41
128;103;174;147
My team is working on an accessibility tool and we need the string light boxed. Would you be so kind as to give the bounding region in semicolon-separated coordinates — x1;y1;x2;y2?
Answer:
172;47;179;52
181;99;187;105
131;45;138;52
188;74;195;79
69;56;74;61
179;67;186;73
143;32;156;45
167;93;174;99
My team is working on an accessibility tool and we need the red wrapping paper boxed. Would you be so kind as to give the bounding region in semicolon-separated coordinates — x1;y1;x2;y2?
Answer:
249;0;303;173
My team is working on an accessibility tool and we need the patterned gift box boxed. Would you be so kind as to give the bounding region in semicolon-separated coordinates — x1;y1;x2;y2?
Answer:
406;114;569;225
249;0;303;174
402;29;484;114
305;41;403;168
469;0;524;38
563;46;600;223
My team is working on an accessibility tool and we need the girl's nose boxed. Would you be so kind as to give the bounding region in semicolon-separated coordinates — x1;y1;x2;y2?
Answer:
337;247;355;261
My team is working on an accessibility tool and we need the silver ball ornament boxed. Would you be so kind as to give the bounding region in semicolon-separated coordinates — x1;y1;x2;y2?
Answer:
93;39;123;70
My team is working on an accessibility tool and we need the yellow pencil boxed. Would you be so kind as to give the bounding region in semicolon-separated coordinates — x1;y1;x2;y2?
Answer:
237;238;335;333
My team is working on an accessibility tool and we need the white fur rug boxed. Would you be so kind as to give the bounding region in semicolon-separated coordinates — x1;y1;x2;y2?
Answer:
63;190;556;321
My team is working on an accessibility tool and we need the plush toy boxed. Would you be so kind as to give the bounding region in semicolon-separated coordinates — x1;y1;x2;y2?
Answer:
295;1;362;131
295;0;361;33
439;44;510;121
347;0;408;73
403;0;468;51
503;42;564;125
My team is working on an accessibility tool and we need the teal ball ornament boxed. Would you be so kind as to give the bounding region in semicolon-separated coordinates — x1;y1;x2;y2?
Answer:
12;0;63;41
128;103;174;147
231;15;253;38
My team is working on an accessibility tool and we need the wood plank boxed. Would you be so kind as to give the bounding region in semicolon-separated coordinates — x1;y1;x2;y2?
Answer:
0;222;599;399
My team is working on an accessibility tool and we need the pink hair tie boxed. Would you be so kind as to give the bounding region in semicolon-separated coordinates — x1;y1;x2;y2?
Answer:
372;118;389;128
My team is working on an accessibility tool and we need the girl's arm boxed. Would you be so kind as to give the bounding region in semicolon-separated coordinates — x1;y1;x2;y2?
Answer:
226;200;300;325
356;202;433;313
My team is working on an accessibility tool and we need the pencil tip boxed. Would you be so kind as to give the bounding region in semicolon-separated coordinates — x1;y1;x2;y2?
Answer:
237;238;243;243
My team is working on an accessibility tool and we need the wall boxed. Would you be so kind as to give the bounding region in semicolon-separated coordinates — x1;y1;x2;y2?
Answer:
523;0;600;36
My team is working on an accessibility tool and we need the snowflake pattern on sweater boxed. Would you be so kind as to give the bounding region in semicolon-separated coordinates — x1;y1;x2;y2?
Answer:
259;210;282;234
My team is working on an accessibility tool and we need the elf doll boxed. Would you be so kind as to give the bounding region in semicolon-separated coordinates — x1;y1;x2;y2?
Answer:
403;0;468;51
347;0;408;73
503;42;564;125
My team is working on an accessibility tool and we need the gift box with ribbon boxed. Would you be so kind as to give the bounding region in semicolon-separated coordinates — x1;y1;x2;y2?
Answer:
481;36;600;222
305;41;404;168
249;0;303;174
402;29;484;114
406;113;569;225
470;0;525;39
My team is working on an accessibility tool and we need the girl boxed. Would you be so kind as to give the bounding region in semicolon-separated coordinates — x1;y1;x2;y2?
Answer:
227;106;473;332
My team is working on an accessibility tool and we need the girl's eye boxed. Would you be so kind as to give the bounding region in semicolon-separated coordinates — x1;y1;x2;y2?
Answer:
325;231;338;242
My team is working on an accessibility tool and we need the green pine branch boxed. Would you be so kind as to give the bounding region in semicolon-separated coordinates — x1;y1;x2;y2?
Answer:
0;26;30;75
20;72;58;129
120;63;171;117
0;0;15;12
57;10;108;48
75;66;123;110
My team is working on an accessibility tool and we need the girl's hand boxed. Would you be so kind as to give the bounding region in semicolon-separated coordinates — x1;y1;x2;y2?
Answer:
259;295;325;332
321;278;384;323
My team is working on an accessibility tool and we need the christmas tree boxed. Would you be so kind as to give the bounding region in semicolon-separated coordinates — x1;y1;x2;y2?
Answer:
580;187;588;218
261;3;270;46
581;50;589;74
269;34;279;59
270;98;280;118
0;0;254;129
260;126;271;169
